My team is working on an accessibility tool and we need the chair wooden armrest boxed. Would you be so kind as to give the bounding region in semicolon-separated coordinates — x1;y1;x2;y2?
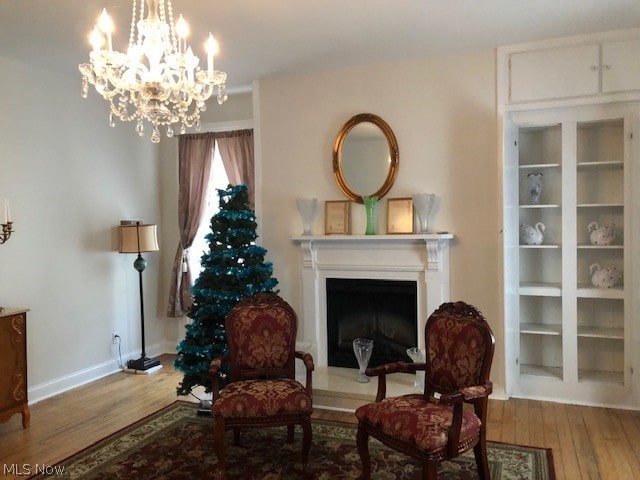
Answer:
460;381;493;402
437;381;493;457
209;355;230;402
364;361;426;402
295;351;314;395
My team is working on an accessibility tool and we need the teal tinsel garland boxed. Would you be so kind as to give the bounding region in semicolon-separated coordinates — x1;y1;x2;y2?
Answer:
174;184;278;396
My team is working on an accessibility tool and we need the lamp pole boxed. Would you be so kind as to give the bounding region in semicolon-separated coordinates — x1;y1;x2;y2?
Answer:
124;222;160;371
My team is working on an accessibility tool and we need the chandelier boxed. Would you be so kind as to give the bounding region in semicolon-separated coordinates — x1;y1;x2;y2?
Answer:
79;0;228;143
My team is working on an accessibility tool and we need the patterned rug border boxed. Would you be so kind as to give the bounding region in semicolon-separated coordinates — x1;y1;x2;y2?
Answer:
33;400;556;480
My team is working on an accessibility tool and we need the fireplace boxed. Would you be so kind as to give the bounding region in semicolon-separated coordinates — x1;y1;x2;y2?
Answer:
292;234;453;367
326;278;417;368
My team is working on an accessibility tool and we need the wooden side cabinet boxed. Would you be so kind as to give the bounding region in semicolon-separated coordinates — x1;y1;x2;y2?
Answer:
0;308;30;428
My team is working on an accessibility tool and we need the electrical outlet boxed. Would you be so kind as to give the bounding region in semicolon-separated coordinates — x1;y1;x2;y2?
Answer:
112;332;120;344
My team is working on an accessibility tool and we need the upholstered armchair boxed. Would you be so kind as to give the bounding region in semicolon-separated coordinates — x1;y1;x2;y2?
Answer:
209;292;314;475
355;301;495;480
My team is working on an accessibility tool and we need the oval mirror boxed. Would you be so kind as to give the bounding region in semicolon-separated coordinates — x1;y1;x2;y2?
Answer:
332;113;399;203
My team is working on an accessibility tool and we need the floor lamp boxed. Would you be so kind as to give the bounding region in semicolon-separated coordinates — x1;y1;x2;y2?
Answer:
119;222;161;372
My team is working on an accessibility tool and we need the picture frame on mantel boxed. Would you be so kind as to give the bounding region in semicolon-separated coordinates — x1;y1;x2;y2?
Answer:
386;197;414;234
325;200;351;235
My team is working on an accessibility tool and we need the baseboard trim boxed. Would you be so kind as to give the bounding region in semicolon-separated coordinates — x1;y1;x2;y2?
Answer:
28;342;166;405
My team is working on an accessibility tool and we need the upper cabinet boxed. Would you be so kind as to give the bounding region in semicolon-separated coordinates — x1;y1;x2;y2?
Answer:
509;44;600;102
601;39;640;93
499;29;640;109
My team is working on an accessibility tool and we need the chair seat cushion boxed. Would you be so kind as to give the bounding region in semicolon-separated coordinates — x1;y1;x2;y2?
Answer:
355;394;481;452
213;378;312;418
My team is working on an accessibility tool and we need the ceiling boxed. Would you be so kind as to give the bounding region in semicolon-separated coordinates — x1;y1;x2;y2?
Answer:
1;0;639;93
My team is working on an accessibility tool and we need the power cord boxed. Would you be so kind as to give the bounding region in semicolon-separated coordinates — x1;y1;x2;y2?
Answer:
114;334;124;369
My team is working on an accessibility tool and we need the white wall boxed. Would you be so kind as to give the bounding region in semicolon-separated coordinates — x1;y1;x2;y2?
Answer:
255;51;505;391
0;56;162;401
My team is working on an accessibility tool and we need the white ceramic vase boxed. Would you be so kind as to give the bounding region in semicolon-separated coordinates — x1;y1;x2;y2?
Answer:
412;193;436;234
296;198;319;236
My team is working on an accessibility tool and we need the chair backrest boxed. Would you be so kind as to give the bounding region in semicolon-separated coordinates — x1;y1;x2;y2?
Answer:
225;292;298;382
424;301;495;395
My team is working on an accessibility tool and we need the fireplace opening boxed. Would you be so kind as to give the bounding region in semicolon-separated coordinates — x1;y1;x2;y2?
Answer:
326;278;418;369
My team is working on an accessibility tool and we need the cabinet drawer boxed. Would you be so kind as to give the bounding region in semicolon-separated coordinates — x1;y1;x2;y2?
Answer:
509;44;600;102
0;314;27;410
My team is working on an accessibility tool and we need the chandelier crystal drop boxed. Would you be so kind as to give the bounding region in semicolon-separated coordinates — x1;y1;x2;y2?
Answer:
79;0;228;143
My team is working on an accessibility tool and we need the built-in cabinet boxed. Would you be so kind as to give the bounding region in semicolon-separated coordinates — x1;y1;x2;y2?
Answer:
502;104;638;408
499;28;640;109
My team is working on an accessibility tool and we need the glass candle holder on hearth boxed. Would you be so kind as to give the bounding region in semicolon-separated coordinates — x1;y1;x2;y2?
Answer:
352;338;374;383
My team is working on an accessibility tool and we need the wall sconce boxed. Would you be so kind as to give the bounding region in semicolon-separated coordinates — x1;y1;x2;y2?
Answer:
1;199;13;245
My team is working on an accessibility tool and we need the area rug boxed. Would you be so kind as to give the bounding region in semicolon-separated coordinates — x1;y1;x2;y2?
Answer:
32;401;554;479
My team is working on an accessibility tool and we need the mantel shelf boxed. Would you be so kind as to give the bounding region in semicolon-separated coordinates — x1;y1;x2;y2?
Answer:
292;233;454;243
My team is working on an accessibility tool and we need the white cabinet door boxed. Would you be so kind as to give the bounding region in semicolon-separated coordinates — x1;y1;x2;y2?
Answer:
602;39;640;93
509;44;600;102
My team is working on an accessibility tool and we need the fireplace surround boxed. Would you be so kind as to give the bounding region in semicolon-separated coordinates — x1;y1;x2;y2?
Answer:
292;234;453;367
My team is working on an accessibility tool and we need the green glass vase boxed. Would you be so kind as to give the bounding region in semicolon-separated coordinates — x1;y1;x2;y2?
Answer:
363;196;378;235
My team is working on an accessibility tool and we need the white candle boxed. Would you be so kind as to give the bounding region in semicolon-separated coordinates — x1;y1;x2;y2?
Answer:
205;34;218;80
3;198;8;224
98;9;114;52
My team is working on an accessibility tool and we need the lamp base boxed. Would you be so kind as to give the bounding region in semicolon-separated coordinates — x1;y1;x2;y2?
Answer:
127;356;161;371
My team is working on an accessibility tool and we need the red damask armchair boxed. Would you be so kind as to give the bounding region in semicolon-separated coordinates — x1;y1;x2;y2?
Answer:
209;292;314;475
355;301;495;480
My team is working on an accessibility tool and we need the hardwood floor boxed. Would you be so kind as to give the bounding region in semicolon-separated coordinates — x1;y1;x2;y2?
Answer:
1;354;639;479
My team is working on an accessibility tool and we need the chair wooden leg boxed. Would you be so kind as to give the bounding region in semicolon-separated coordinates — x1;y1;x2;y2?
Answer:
356;424;372;480
474;438;491;480
233;428;240;446
287;424;295;443
301;418;312;469
214;419;227;473
423;460;438;480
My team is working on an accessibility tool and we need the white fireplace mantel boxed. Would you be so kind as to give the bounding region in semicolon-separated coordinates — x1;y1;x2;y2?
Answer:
291;234;454;367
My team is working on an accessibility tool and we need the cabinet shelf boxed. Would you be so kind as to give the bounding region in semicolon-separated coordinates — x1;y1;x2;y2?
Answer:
577;203;623;208
521;364;563;380
577;326;623;339
577;160;623;168
577;285;624;299
519;283;562;296
577;244;623;250
519;204;561;209
578;369;624;385
519;163;561;169
520;244;560;249
520;323;562;335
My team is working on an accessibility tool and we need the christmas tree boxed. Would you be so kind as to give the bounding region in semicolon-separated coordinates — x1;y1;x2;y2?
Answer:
174;184;278;396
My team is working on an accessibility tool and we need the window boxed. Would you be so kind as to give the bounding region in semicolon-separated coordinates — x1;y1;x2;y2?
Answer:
188;143;230;278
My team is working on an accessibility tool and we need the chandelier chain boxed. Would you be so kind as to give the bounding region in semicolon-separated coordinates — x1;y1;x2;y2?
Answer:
166;1;178;53
129;0;137;50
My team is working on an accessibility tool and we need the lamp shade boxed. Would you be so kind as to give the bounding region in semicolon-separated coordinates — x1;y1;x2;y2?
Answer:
118;224;159;254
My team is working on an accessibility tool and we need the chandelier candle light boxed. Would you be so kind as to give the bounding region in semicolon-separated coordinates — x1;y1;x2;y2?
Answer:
79;0;228;143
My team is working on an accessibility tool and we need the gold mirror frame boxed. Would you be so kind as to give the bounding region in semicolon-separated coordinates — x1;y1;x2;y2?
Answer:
332;113;399;204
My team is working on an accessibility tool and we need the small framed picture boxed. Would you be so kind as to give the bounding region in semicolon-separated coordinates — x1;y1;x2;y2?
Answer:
325;200;351;235
386;197;414;234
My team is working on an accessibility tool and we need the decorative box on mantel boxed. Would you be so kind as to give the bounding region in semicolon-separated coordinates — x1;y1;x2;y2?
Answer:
291;234;454;367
